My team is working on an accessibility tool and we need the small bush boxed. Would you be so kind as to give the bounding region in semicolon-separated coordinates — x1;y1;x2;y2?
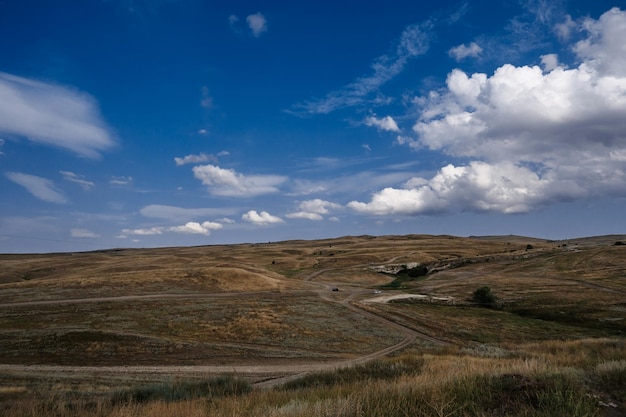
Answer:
472;286;497;308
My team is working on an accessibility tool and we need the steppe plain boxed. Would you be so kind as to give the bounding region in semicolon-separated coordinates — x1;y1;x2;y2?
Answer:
1;234;625;416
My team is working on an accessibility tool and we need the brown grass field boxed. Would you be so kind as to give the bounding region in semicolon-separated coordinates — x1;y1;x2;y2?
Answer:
1;234;625;416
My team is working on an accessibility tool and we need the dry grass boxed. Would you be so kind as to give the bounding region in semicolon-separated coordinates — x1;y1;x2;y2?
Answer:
1;233;625;416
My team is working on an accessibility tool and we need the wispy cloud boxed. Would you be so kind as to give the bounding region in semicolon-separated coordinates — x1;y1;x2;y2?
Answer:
174;152;216;166
193;164;286;197
505;0;568;54
139;204;237;221
60;171;95;190
6;172;67;204
110;176;133;186
0;72;116;158
200;86;213;109
289;18;435;115
71;228;100;238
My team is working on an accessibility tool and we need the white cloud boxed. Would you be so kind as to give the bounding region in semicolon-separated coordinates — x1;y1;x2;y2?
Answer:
110;176;132;185
372;7;626;216
60;171;95;190
286;198;341;221
290;18;434;115
365;115;400;132
448;42;483;61
192;164;286;197
0;138;4;155
246;12;267;37
348;161;586;216
242;210;284;225
71;228;100;238
6;172;67;204
168;221;223;235
122;220;223;237
198;128;208;135
174;153;215;166
121;227;163;236
573;7;626;77
0;72;115;158
540;53;559;71
139;204;236;220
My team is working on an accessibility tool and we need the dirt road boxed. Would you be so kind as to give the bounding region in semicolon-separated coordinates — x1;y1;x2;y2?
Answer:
0;254;448;387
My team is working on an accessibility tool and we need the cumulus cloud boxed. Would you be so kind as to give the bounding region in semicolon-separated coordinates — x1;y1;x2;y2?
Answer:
286;199;341;221
348;162;586;215
448;42;483;60
0;72;115;158
192;164;286;197
174;153;216;166
242;210;284;225
362;7;626;216
169;221;223;235
6;172;67;204
365;115;400;132
246;12;267;37
60;171;95;190
122;221;223;237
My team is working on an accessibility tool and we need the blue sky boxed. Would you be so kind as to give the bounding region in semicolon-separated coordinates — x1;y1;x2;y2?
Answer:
1;0;625;253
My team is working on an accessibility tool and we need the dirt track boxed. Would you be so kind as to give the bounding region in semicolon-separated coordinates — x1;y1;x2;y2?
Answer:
0;256;449;387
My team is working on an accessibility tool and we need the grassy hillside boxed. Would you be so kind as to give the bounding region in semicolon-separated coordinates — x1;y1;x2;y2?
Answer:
1;234;625;416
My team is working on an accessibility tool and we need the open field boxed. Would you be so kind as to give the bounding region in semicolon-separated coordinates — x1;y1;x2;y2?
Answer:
1;234;625;416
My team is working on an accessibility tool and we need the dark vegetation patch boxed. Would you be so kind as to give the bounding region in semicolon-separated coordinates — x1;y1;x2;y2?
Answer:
379;265;429;290
281;356;424;390
451;372;598;417
111;375;251;404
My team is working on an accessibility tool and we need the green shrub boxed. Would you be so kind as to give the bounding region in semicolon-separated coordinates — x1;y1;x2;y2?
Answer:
472;286;497;308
